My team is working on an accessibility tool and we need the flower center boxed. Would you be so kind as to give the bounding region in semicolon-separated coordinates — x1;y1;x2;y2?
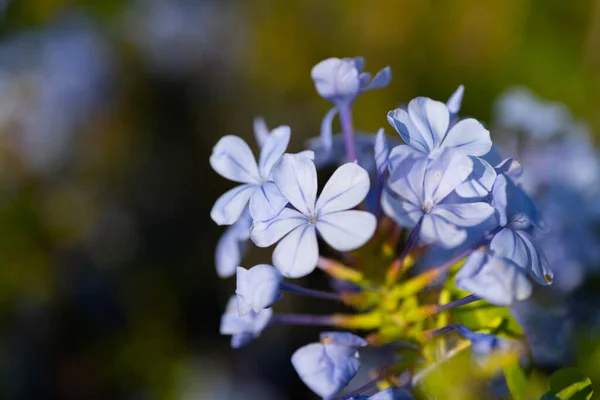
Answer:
421;200;434;214
308;214;318;225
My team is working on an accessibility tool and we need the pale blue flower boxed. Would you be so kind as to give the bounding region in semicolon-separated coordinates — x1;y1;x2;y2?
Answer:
387;96;492;164
382;149;495;248
456;249;532;306
235;264;282;315
215;209;252;278
219;296;272;348
251;154;376;278
490;173;553;285
292;332;367;399
311;57;391;105
210;125;297;225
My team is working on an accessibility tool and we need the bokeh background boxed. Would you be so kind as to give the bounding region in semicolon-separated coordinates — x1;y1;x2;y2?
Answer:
0;0;599;399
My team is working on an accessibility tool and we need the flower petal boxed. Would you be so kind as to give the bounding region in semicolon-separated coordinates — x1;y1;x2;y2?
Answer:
408;97;450;149
456;157;497;198
249;182;289;222
250;208;308;247
424;149;473;204
447;84;464;115
388;144;423;172
420;213;467;248
388;155;427;207
210;135;260;184
441;118;492;157
387;108;431;153
316;163;370;214
273;154;318;216
215;211;252;278
210;184;256;226
273;225;318;278
258;125;291;179
432;202;495;228
456;251;532;306
381;187;423;227
317;210;376;251
253;117;269;148
311;58;360;102
374;128;389;179
364;66;392;90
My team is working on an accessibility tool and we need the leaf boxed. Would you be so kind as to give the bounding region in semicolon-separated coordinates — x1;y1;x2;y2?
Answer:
542;368;593;400
503;357;528;400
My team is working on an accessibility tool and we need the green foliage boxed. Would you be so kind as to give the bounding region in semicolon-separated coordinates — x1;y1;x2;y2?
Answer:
541;368;593;400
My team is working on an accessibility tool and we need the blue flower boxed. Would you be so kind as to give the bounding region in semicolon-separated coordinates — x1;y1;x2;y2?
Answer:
235;264;282;315
251;154;376;278
311;57;391;105
292;331;367;399
382;149;495;248
219;296;272;348
490;173;553;285
387;96;492;164
215;209;252;278
447;84;465;117
374;128;390;181
456;249;532;306
210;125;300;225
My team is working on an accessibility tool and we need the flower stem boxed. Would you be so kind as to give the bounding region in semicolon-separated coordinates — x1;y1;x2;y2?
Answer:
280;281;342;301
386;218;422;284
271;313;337;326
338;101;357;162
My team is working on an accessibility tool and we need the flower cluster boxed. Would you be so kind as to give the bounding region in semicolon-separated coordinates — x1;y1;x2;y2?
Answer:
210;58;556;399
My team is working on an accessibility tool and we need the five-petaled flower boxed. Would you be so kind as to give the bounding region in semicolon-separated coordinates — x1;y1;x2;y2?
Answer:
251;154;377;278
382;148;495;248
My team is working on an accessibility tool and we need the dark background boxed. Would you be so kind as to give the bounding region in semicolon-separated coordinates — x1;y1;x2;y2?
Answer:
0;0;598;399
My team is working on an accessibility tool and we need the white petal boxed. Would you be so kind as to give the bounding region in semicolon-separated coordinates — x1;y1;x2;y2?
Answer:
456;157;497;198
253;117;269;148
273;225;319;278
250;208;308;247
258;126;291;179
424;149;473;204
273;154;318;216
210;135;260;184
215;211;252;278
388;144;423;172
316;210;376;251
441;118;492;156
210;184;256;226
432;203;495;227
447;84;465;115
420;214;467;248
315;163;370;215
387;108;432;153
249;182;289;222
381;187;422;227
374;128;389;178
388;155;428;207
408;97;450;149
297;150;315;160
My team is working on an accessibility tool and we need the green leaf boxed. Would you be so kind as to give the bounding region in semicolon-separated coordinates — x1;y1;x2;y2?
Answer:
542;368;593;400
503;357;528;400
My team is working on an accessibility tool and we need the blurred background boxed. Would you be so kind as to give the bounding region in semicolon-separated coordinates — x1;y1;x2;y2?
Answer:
0;0;599;399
